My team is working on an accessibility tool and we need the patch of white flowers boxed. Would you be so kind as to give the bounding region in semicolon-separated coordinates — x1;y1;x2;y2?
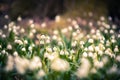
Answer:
0;15;120;80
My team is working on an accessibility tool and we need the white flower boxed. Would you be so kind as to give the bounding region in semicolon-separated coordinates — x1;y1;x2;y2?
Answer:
107;66;117;74
7;44;12;50
0;45;2;48
40;40;44;44
68;26;73;31
110;29;114;34
28;46;32;51
58;41;63;46
71;41;77;47
46;47;52;52
52;35;57;40
55;15;61;22
112;25;116;29
46;39;50;44
36;70;46;78
88;39;94;43
88;52;93;57
104;29;108;33
111;39;116;43
20;28;25;33
4;25;8;29
13;51;18;56
2;50;6;54
91;29;95;34
15;57;29;74
114;46;119;52
29;56;42;70
80;41;85;45
94;60;104;68
116;55;120;62
60;50;65;55
48;52;59;61
53;47;57;51
100;16;105;21
70;49;75;54
2;34;6;38
4;15;9;19
24;40;28;44
83;52;88;57
15;40;23;45
5;55;14;71
29;19;34;24
40;35;46;39
21;48;26;51
30;24;35;28
72;32;77;36
53;30;58;35
61;28;68;33
88;46;94;51
17;16;22;21
51;58;70;72
41;22;46;28
76;58;91;78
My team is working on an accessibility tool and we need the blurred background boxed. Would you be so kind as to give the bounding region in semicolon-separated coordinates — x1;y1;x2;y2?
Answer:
0;0;120;27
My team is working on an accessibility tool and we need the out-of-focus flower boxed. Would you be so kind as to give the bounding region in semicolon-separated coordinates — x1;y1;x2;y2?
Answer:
55;15;61;22
5;55;14;71
29;56;42;70
36;70;46;79
88;39;94;43
51;58;70;72
7;44;12;50
76;58;91;78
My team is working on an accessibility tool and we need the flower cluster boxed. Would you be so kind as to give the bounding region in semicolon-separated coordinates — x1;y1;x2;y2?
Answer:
0;15;120;80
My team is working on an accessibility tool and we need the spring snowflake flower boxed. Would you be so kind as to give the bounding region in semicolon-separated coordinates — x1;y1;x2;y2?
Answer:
17;16;22;21
20;28;25;33
94;60;104;68
4;15;9;19
41;22;46;28
21;48;26;51
115;55;120;62
5;55;14;71
88;39;94;43
13;51;18;56
29;56;42;70
7;44;12;50
51;58;70;72
15;39;23;45
36;70;46;79
55;15;61;22
61;28;68;33
83;52;88;57
15;57;29;74
114;46;119;52
2;34;6;38
76;58;91;78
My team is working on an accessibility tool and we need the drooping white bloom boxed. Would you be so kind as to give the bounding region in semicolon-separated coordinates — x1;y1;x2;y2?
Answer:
5;55;14;71
88;39;94;43
36;70;46;78
83;52;88;57
55;15;61;22
17;16;22;21
7;44;12;50
29;56;42;70
13;51;18;56
115;55;120;62
51;58;70;72
76;58;91;78
41;22;46;28
21;48;26;51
